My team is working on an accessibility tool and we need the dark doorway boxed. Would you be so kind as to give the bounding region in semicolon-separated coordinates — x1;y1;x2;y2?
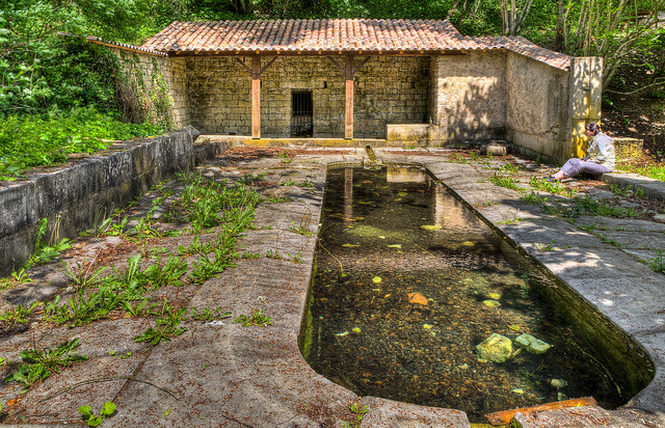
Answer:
291;91;313;137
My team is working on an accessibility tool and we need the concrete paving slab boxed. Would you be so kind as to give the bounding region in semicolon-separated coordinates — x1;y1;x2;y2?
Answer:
575;216;665;233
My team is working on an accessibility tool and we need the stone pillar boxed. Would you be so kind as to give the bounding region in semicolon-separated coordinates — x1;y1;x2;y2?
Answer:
568;57;603;158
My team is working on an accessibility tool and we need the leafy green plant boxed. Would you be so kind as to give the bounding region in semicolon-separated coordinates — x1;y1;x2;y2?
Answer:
233;309;272;327
533;240;556;252
241;252;260;259
521;192;548;205
78;401;117;427
233;296;271;327
489;173;525;192
544;196;638;220
267;195;292;203
529;177;576;197
46;287;125;328
143;254;187;288
134;304;188;345
276;151;293;163
0;302;39;328
190;233;239;284
288;252;304;264
648;250;665;273
121;299;153;317
28;218;72;268
345;402;369;428
4;338;88;390
64;260;107;289
10;267;32;283
281;179;314;188
266;249;281;259
190;307;232;322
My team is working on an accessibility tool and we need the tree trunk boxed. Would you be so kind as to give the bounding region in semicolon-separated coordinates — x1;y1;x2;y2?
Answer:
555;0;564;51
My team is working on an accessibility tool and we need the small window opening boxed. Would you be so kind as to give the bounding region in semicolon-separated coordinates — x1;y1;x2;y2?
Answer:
291;91;313;137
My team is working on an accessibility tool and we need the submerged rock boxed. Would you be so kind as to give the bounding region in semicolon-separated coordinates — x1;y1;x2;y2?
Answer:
515;333;551;354
551;378;568;389
476;333;513;363
408;292;428;305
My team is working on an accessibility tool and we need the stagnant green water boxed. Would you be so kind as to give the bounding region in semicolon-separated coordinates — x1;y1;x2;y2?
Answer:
303;165;629;422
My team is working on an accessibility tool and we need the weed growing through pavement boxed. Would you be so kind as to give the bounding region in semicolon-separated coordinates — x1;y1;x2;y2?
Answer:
599;235;623;248
648;250;665;273
143;252;188;288
266;249;281;259
529;176;576;197
0;302;38;328
134;302;188;345
544;196;639;221
521;192;548;205
489;173;525;192
267;195;292;203
189;232;239;284
497;217;523;225
288;252;304;264
4;338;88;391
289;208;313;236
233;296;272;327
344;402;369;428
475;199;495;208
190;307;232;322
609;183;646;199
533;240;556;252
276;151;293;163
78;401;116;427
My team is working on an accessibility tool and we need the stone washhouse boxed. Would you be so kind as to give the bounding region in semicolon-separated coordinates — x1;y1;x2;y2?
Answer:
88;19;603;163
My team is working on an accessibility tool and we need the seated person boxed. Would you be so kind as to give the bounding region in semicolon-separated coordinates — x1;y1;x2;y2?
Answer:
548;123;615;182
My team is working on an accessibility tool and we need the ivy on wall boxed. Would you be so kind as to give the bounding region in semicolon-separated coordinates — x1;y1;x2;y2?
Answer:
115;52;174;130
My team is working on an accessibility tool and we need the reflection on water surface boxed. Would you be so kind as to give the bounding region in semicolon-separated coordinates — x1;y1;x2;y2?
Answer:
304;165;625;422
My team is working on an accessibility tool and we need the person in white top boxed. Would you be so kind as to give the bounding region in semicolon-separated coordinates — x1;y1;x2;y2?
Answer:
548;123;615;182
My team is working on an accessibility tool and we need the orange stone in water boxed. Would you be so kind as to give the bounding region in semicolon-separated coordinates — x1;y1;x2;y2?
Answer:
408;292;428;305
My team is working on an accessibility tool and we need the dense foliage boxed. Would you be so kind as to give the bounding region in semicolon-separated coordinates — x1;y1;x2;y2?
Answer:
0;108;162;179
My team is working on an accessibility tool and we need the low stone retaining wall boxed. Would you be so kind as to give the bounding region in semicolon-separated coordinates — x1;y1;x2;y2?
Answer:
0;126;200;276
613;137;643;160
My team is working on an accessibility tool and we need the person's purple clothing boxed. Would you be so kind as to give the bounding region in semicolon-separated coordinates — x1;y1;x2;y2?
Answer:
560;158;610;177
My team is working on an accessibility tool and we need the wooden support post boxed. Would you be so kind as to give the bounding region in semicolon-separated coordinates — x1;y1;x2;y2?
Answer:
345;56;354;140
252;56;261;139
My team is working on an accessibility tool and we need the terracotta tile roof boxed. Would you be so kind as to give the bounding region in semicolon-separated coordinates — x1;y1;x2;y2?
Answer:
86;36;167;57
487;36;571;70
139;19;571;70
142;19;485;53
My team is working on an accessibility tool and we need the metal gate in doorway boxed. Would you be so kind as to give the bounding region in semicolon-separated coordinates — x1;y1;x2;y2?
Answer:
291;91;313;137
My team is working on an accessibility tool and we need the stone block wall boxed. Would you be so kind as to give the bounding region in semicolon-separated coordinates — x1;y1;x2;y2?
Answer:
505;54;602;164
186;57;251;135
110;48;190;129
185;55;429;138
0;127;199;276
354;56;430;138
429;50;507;144
505;52;570;162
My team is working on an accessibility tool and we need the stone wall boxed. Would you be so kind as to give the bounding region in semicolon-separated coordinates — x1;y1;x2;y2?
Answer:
0;127;199;276
505;55;602;164
505;52;570;162
185;56;429;138
429;51;507;144
110;48;190;129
